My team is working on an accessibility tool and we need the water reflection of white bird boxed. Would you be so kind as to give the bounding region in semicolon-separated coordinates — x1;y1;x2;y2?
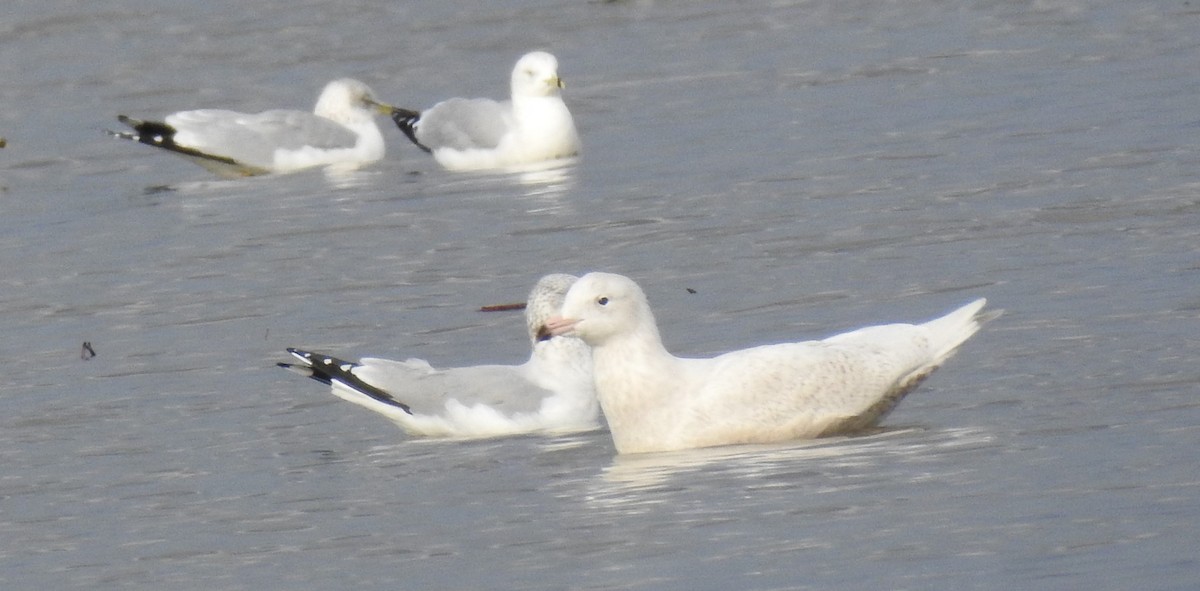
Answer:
547;272;1000;454
278;274;598;439
110;78;395;178
588;428;997;505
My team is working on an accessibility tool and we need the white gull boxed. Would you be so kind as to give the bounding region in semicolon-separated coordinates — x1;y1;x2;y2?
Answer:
111;78;394;178
390;51;580;171
546;272;999;454
279;274;598;439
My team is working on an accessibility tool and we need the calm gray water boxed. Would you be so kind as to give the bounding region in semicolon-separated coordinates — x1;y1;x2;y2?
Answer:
2;0;1198;589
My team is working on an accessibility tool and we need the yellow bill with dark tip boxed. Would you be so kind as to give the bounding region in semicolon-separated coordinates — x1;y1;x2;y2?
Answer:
363;97;397;116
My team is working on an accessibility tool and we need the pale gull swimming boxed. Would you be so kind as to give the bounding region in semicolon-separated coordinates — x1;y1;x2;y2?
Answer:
545;272;1000;454
278;274;598;439
110;78;395;178
390;51;580;171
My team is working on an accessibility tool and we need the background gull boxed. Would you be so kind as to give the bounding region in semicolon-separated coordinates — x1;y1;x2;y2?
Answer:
110;78;394;178
391;51;581;171
278;274;598;439
546;272;1000;454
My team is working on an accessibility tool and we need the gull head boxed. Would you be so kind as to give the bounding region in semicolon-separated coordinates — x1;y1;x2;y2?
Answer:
314;78;395;123
546;272;657;347
525;274;579;344
511;51;565;98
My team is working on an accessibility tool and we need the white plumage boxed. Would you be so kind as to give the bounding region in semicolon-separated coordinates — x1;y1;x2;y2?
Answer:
391;51;581;171
111;78;394;177
279;274;598;439
546;272;999;454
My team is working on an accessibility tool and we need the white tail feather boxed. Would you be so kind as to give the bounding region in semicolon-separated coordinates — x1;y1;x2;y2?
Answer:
921;298;1002;364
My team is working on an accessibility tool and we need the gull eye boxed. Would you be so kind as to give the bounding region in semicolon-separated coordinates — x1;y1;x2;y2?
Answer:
597;296;609;306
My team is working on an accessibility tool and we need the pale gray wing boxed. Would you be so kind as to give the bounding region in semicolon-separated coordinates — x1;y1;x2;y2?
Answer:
689;329;936;435
415;98;512;151
166;108;359;167
354;357;551;418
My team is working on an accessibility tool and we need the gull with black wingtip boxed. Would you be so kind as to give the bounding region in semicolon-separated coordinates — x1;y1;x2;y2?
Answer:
279;274;598;439
391;51;580;171
111;78;395;178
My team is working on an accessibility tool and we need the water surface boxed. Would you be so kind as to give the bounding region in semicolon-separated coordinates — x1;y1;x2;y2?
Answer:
1;0;1198;589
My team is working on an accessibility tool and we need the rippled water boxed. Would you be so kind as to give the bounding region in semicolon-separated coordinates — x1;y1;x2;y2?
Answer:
2;0;1198;589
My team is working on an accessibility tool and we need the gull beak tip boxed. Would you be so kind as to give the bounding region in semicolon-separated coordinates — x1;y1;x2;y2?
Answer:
365;98;396;116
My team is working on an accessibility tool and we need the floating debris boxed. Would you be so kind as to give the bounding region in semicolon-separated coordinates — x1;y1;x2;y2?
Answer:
480;302;526;312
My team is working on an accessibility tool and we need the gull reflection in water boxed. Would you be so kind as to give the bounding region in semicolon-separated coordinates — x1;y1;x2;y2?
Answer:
586;427;998;507
322;165;379;190
507;158;578;200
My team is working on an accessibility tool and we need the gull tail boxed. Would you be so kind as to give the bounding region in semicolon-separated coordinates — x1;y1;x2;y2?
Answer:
278;348;412;415
921;298;1002;365
389;108;432;153
889;297;1000;405
830;298;1001;434
109;115;177;146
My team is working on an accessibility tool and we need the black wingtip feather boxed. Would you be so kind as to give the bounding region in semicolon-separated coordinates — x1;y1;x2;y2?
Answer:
114;115;178;147
111;114;246;169
389;108;432;153
277;361;320;381
280;349;413;415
